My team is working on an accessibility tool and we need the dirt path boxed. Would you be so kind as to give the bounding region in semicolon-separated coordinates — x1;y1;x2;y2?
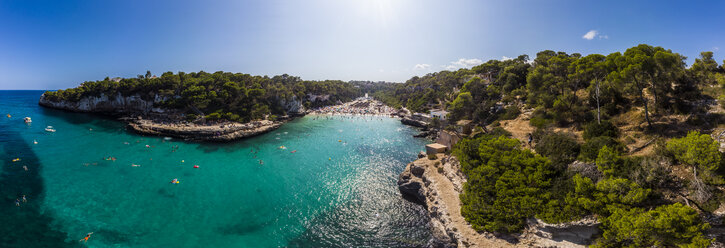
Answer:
425;158;514;247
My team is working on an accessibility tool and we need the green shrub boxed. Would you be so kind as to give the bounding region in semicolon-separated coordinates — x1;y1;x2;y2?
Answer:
535;132;580;171
666;131;722;184
596;146;623;177
529;116;553;129
488;126;512;137
579;136;626;162
437;167;444;173
567;174;650;215
428;154;438;160
582;120;619;140
458;135;554;233
498;105;521;120
595;204;711;248
205;112;222;120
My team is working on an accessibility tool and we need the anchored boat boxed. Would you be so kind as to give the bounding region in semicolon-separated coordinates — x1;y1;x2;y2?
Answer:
45;126;56;132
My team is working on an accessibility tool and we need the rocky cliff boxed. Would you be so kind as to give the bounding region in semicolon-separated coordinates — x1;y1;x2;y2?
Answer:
398;154;601;248
39;92;169;114
279;96;306;115
40;93;307;116
38;93;299;142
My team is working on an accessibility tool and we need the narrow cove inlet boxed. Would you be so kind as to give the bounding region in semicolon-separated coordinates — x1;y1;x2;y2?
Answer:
0;91;432;247
3;2;724;247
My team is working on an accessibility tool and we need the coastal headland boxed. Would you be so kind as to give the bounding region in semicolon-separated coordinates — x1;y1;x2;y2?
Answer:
39;92;400;141
398;153;601;248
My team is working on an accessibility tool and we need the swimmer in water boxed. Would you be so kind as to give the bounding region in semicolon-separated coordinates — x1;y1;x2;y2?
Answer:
79;232;93;243
22;195;26;203
171;178;178;184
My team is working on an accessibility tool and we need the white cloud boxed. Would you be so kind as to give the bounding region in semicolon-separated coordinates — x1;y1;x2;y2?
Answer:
714;47;720;51
378;69;385;73
442;58;483;70
413;64;431;70
501;56;513;61
599;35;609;39
582;30;598;40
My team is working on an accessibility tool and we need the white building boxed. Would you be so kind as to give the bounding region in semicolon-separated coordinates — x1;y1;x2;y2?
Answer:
429;110;449;120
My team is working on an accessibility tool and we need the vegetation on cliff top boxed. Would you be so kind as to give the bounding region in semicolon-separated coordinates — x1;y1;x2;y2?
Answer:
43;71;365;122
455;132;716;247
378;44;725;130
430;44;725;247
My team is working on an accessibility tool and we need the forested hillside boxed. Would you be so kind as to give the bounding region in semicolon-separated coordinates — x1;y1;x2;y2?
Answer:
44;71;362;122
390;44;725;247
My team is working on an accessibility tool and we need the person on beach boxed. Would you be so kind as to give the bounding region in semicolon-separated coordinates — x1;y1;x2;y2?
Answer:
79;232;93;243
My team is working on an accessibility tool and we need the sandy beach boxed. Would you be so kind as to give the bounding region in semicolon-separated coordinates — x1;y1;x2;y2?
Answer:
311;99;399;116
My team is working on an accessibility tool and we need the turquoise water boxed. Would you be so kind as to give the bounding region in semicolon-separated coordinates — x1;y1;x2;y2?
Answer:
0;91;432;247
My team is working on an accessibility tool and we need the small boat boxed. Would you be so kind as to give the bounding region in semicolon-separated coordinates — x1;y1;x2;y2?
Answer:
24;117;32;123
6;114;10;118
163;137;172;141
33;140;38;144
45;126;56;132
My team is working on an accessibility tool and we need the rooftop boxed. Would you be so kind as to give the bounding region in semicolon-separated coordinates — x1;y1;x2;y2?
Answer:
426;143;447;149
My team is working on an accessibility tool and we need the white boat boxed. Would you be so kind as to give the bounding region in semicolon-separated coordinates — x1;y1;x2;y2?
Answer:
24;117;32;123
45;126;56;132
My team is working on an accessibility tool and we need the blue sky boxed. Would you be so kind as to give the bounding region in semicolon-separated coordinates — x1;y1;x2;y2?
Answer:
1;0;724;89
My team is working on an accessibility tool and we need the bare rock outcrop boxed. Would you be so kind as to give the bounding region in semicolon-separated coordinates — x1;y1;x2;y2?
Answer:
401;117;428;128
39;92;169;114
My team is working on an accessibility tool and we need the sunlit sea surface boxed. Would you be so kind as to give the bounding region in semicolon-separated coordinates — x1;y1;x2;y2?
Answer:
0;91;432;247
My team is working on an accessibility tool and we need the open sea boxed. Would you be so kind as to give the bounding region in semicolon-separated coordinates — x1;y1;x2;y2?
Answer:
0;90;432;248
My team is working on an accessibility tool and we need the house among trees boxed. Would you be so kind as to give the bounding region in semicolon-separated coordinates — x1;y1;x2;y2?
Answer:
455;119;473;135
430;109;449;120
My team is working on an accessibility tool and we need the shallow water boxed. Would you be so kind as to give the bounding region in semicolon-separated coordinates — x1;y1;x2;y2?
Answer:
0;91;432;247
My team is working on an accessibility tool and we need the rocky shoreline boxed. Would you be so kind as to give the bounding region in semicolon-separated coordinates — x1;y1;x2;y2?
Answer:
398;154;601;248
38;92;292;141
125;118;284;141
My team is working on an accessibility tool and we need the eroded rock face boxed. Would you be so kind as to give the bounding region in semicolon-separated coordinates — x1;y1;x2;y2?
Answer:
401;117;428;128
39;93;169;114
398;157;458;247
280;96;306;115
526;217;601;247
398;162;427;205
